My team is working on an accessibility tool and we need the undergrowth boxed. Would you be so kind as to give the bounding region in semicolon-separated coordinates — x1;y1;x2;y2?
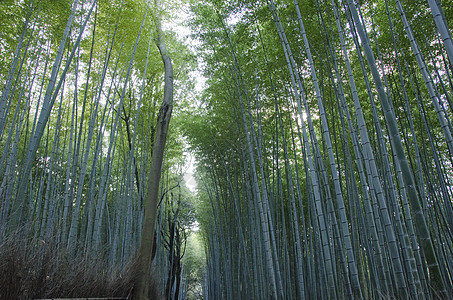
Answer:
0;232;161;300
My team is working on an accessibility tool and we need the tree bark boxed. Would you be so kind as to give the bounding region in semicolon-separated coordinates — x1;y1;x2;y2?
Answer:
134;14;173;300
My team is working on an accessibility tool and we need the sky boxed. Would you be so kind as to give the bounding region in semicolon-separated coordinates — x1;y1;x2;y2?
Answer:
183;153;197;192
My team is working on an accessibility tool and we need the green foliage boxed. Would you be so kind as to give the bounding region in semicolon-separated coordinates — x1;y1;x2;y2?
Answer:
184;0;453;298
182;232;205;300
0;0;199;297
2;0;453;298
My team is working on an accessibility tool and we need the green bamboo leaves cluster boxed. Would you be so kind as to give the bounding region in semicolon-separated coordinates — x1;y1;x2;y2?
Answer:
186;0;453;298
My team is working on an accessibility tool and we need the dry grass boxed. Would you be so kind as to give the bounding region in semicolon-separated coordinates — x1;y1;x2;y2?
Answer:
0;233;162;300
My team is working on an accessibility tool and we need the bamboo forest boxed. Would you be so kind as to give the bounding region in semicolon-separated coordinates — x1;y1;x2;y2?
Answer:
1;0;453;299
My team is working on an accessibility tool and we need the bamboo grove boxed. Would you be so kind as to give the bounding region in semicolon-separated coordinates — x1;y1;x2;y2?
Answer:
184;0;453;299
1;0;453;299
0;0;199;299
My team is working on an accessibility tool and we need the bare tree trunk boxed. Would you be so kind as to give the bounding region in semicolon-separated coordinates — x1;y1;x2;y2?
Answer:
134;13;173;300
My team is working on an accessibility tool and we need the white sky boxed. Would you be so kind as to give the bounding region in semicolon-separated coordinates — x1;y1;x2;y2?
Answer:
183;152;197;192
